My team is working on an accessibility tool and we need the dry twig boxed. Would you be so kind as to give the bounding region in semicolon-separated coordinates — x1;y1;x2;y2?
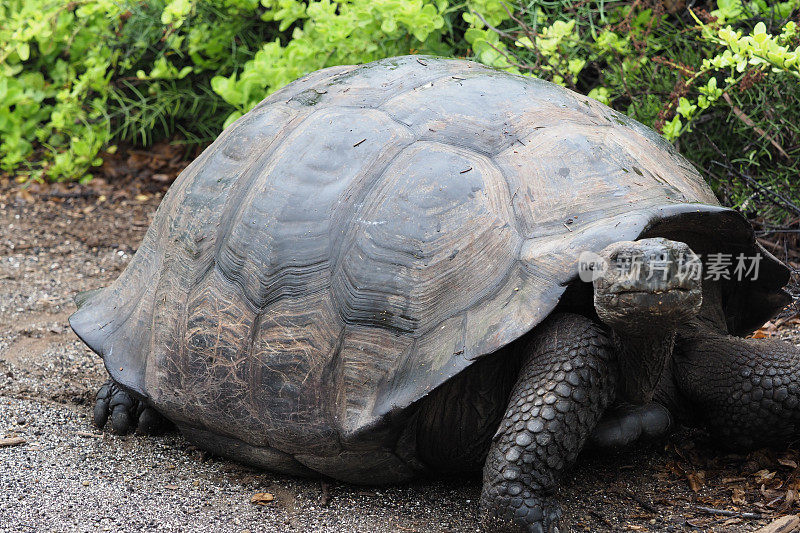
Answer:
696;505;762;520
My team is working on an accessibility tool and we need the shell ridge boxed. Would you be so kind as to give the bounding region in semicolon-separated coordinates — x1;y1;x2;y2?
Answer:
212;108;316;267
327;138;418;278
140;105;305;399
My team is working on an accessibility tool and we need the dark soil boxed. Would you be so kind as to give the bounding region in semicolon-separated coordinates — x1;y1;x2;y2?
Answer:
1;175;799;532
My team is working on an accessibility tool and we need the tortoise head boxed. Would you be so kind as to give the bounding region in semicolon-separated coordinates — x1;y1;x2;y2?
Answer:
592;237;703;334
588;238;703;402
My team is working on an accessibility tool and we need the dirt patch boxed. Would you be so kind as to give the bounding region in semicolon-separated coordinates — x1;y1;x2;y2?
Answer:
1;178;799;532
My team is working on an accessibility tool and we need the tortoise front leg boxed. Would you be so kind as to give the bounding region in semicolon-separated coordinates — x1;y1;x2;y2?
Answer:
668;329;800;449
480;313;617;532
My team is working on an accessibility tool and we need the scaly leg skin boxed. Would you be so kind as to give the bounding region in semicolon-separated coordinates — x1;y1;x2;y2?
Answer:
94;380;171;435
672;330;800;449
479;313;617;533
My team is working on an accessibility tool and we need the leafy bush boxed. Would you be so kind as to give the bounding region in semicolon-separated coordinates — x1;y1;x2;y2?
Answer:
0;0;280;181
211;0;458;127
3;0;799;229
469;0;800;224
1;0;478;182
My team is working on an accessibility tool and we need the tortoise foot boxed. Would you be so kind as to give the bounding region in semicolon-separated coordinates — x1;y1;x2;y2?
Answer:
480;488;562;533
590;402;672;449
93;380;171;435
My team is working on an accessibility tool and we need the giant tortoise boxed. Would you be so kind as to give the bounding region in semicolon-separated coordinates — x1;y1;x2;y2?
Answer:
70;56;800;532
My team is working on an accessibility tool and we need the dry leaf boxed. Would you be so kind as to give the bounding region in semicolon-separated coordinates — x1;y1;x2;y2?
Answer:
250;492;274;505
662;0;685;13
665;461;685;477
16;188;34;203
779;458;798;470
763;486;785;507
0;436;26;447
755;470;777;484
687;471;706;492
135;194;149;202
732;488;747;505
165;484;178;490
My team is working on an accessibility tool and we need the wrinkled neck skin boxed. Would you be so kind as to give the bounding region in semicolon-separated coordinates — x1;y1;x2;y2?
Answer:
607;283;726;405
611;327;676;404
654;282;728;420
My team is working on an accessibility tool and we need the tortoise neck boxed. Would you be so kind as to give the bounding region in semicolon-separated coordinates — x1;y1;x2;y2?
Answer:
611;329;676;404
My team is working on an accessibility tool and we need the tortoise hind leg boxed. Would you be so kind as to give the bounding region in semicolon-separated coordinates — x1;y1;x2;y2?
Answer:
93;380;172;435
480;313;617;532
411;344;522;474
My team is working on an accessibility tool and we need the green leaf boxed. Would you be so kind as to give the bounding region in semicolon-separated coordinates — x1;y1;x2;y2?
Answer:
662;116;682;141
587;87;610;105
17;43;30;61
222;111;243;129
676;97;697;119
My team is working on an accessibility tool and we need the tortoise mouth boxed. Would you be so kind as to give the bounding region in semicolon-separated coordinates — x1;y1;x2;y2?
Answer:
602;286;701;309
608;287;694;296
594;284;703;334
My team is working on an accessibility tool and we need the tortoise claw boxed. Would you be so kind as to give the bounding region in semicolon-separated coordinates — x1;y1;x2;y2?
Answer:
110;402;134;435
92;381;112;429
93;379;171;435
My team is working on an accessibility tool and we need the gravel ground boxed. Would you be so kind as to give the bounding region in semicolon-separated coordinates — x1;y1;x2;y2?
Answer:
1;181;799;532
0;399;485;533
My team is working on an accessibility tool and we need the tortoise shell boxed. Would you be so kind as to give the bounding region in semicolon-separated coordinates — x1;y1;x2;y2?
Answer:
70;56;788;472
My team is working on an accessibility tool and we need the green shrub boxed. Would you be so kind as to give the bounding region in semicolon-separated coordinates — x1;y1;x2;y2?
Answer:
0;0;279;181
2;0;482;182
211;0;458;127
471;0;800;223
3;0;799;227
